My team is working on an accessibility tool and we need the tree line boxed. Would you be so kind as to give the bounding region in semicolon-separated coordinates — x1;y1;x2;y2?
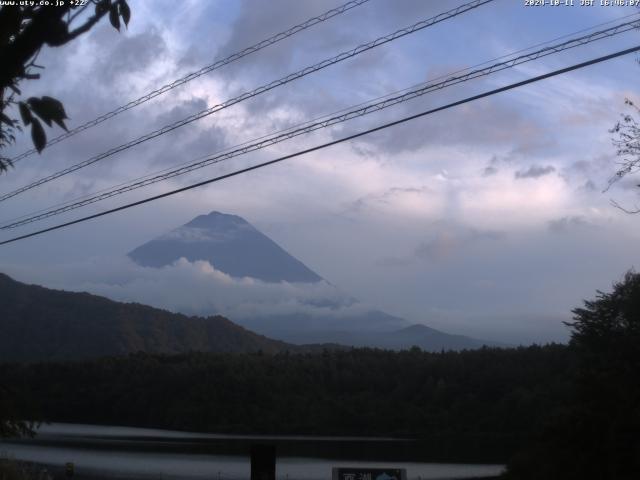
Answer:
2;271;639;478
1;344;571;441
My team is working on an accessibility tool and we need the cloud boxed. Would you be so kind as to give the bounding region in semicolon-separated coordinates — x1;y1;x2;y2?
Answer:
482;154;512;177
352;95;545;156
579;179;597;192
218;1;331;76
483;165;498;176
2;0;639;348
345;185;433;214
216;0;442;80
548;215;595;234
152;97;208;127
2;257;381;327
415;226;505;261
515;165;556;180
96;27;168;82
378;223;506;266
375;256;411;268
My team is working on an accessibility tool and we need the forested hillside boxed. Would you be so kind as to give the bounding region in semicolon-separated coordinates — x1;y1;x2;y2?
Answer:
2;345;572;444
0;273;293;361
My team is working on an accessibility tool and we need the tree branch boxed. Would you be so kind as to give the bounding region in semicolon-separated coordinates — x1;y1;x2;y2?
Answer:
0;7;70;89
64;10;108;42
610;198;640;214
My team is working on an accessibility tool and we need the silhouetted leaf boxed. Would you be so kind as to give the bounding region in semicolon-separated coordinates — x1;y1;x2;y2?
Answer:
109;4;120;31
27;96;68;131
27;98;52;127
119;0;131;26
42;96;68;119
52;117;68;131
18;102;32;126
43;19;69;47
30;118;46;153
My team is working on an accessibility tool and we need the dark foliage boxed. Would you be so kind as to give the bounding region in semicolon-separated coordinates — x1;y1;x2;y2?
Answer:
0;0;130;171
0;375;39;438
505;271;640;480
0;345;572;455
3;270;638;475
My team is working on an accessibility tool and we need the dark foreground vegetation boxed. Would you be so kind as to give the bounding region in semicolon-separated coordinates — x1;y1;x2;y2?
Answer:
2;344;570;439
2;271;639;479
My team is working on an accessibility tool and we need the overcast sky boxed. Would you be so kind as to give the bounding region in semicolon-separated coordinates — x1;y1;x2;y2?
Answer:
1;0;640;344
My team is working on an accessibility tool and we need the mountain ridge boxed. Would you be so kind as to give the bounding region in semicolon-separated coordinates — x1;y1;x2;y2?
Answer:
0;272;303;362
0;271;499;361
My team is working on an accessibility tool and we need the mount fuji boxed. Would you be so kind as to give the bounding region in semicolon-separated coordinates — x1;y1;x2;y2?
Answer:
129;212;322;283
127;211;496;350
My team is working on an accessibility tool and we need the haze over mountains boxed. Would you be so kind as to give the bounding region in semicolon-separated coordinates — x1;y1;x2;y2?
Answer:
125;211;496;350
0;268;488;363
0;211;497;356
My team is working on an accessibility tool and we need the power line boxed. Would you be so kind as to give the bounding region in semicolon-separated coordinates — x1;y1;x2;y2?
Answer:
4;18;636;229
4;18;638;230
1;44;637;247
9;0;372;164
6;9;636;229
79;0;627;188
0;0;494;204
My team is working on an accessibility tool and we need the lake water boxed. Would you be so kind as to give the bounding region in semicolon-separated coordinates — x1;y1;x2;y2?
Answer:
0;423;504;480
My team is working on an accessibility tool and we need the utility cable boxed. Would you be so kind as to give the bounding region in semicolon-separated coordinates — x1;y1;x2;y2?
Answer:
1;44;637;246
3;18;637;230
9;0;372;164
0;0;494;203
7;8;636;229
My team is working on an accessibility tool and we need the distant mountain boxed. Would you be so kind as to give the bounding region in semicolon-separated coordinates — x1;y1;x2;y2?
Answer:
239;310;410;338
380;324;499;350
128;211;322;283
123;211;499;351
0;271;497;361
0;273;299;362
271;323;498;350
127;211;408;334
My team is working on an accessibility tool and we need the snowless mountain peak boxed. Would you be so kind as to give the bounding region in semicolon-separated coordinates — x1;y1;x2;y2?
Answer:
186;211;251;230
128;211;322;284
